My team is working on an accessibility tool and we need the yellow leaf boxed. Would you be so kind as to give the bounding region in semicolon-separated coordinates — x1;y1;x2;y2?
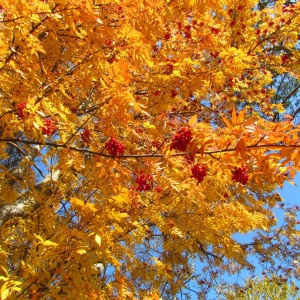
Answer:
30;14;40;23
172;167;180;174
34;234;44;243
165;150;172;157
43;240;58;247
0;276;8;281
85;203;98;213
95;234;102;246
143;121;156;130
0;266;9;277
70;197;85;207
260;224;268;231
109;212;128;222
171;184;180;193
1;288;10;300
188;114;198;126
111;194;129;205
76;249;87;254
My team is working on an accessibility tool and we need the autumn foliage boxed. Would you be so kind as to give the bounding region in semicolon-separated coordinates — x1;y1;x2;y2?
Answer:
1;0;300;299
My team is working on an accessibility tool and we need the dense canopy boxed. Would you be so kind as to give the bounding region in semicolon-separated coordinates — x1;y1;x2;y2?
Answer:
0;0;300;299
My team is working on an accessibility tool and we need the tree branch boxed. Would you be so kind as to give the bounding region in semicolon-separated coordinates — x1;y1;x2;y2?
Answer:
273;83;300;122
0;138;299;159
0;170;60;228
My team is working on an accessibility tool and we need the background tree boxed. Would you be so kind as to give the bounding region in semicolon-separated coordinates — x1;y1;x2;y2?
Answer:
219;275;300;300
255;0;300;123
0;0;300;299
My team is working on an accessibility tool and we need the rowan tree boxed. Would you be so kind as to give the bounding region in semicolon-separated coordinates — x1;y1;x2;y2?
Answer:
0;0;300;299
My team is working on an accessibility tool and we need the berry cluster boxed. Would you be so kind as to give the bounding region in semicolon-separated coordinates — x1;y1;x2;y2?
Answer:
80;129;91;143
170;127;193;151
42;118;57;135
282;4;295;14
183;25;192;39
281;53;292;64
191;164;207;184
135;173;154;192
105;137;125;156
177;22;197;39
232;166;249;185
16;102;26;119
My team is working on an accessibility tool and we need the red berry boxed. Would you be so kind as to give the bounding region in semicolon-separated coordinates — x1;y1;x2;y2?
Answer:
232;166;249;185
168;221;175;227
211;27;220;35
135;127;143;134
42;118;57;135
153;90;161;97
210;51;219;58
135;173;154;192
155;186;162;193
80;129;91;143
171;90;178;98
153;45;159;53
104;37;114;47
105;137;125;156
165;64;174;73
170;127;193;151
184;30;192;39
184;25;191;32
191;164;207;184
164;32;171;40
16;102;26;119
281;53;292;64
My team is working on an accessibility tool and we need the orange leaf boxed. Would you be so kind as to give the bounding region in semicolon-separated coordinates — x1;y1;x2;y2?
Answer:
235;137;248;160
237;109;246;124
188;114;198;126
221;115;232;128
232;108;237;125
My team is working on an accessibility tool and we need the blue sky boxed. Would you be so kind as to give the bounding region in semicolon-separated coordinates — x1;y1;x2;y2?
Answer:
189;173;300;300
